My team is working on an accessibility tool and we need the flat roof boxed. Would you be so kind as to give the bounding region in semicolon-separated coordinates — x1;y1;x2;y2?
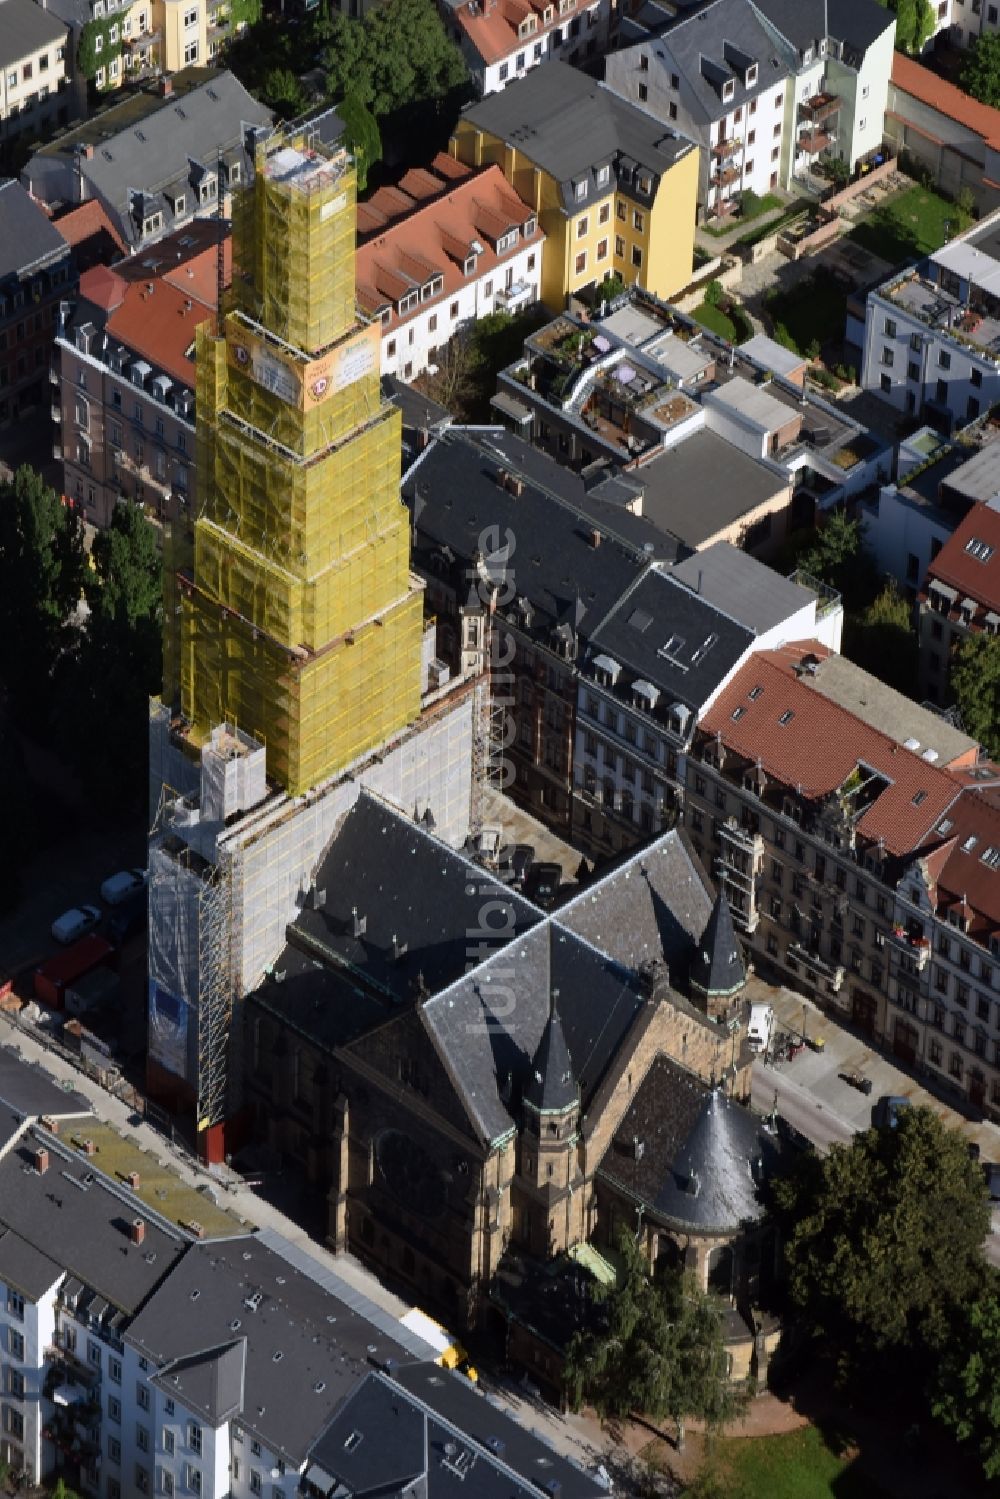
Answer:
0;1044;90;1119
704;374;798;432
670;541;816;634
740;333;807;377
634;428;786;548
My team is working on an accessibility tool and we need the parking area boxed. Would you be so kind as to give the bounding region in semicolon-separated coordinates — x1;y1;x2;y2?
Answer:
763;981;1000;1157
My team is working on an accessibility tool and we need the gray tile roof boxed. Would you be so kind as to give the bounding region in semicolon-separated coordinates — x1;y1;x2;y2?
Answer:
0;1125;186;1314
752;0;892;56
557;830;714;978
0;178;71;283
421;924;647;1144
628;429;787;550
0;1044;91;1120
0;0;68;69
460;64;694;213
642;0;794;125
308;1365;605;1499
0;1224;63;1301
587;566;755;712
689;890;746;998
524;999;577;1115
670;541;815;637
127;1236;416;1467
598;1055;781;1232
153;1339;246;1428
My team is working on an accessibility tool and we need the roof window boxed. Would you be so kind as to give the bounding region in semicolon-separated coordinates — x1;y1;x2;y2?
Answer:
778;709;794;726
965;537;995;562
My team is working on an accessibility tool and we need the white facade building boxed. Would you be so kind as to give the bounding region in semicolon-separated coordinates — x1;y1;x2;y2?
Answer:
441;0;618;96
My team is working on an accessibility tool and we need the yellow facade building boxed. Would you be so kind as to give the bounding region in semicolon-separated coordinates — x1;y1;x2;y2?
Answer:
170;124;424;795
451;62;698;311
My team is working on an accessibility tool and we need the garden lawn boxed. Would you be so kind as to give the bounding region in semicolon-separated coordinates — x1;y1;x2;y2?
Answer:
764;272;846;355
711;1427;891;1499
701;193;783;236
692;301;738;338
848;183;971;264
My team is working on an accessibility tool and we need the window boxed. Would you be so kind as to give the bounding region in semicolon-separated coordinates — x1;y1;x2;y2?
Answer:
183;6;198;24
574;180;587;202
881;347;894;367
136;1470;149;1495
574;251;587;274
598;201;610;225
108;1439;121;1464
638;82;648;101
386;339;396;358
108;1397;121;1424
183;41;198;62
250;1474;262;1497
88;1341;102;1369
7;1371;23;1399
138;1384;150;1412
137;1427;150;1454
669;102;677;120
884;317;897;337
615;234;624;256
186;1470;201;1497
632;209;644;231
880;373;891;393
938;350;952;370
631;245;642;267
6;1292;23;1320
163;1474;174;1499
188;1425;202;1456
109;1357;122;1384
23;61;33;79
516;51;525;69
597;238;608;261
577;215;589;238
8;1331;23;1362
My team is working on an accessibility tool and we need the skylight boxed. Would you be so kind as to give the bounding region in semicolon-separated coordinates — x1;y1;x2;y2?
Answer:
965;537;995;562
778;709;794;726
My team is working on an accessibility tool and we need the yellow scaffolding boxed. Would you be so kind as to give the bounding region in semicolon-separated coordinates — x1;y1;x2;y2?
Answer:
174;122;424;795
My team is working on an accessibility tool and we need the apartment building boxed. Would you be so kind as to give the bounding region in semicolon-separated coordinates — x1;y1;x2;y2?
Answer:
919;499;1000;701
356;155;544;382
451;62;699;310
495;293;890;531
943;0;1000;48
441;0;619;96
54;221;223;527
0;178;75;461
0;0;73;164
681;640;1000;1117
605;0;895;221
23;68;271;250
860;209;1000;430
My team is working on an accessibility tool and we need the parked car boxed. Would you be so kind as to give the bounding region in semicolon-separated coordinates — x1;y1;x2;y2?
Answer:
51;905;102;945
871;1095;911;1130
100;868;148;906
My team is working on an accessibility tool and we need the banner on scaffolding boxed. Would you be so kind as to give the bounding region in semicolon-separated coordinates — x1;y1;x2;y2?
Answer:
227;321;379;410
147;980;193;1082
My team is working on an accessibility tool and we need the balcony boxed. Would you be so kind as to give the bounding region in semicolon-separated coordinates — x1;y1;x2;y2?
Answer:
798;92;841;125
889;926;931;971
712;164;741;188
787;942;845;992
494;280;535;312
797;129;833;157
711;136;743;159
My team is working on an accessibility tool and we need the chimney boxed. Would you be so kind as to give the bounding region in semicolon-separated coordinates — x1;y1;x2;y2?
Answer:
160;76;173;98
130;1218;146;1246
41;1116;59;1134
418;425;430;449
589;528;602;548
34;1148;49;1175
81;1138;96;1156
509;476;525;497
81;142;95;160
352;907;367;940
127;1171;141;1190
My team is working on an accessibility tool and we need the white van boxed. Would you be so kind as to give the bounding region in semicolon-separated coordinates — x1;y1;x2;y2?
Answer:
747;1003;775;1055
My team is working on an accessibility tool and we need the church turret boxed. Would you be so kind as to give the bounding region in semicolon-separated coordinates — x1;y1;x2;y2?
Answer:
689;890;747;1020
518;989;581;1254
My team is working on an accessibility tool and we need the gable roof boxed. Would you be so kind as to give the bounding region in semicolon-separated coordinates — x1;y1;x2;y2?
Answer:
699;645;963;857
639;0;793;125
105;276;213;385
924;502;1000;618
460;64;694;212
153;1339;246;1427
752;0;892;56
891;52;1000;155
0;178;70;283
0;0;68;69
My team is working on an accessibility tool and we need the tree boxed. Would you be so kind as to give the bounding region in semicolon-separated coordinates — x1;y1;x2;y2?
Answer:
323;0;467;118
962;32;1000;108
951;632;1000;758
878;0;935;55
932;1290;1000;1482
704;279;724;308
262;66;308;119
845;580;918;697
54;502;162;815
337;92;382;192
773;1107;990;1377
564;1231;744;1447
793;510;880;612
0;466;85;716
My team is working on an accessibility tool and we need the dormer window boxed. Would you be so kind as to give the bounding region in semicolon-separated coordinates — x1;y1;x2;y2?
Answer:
524;216;537;237
543;3;553;19
802;47;812;63
574;179;587;202
722;79;735;102
638;174;651;194
596;164;610;187
143;213;161;235
379;307;391;326
746;63;757;86
463;255;476;274
172;194;186;215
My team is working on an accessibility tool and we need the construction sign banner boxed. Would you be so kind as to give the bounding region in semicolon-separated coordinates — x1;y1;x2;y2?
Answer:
227;321;379;409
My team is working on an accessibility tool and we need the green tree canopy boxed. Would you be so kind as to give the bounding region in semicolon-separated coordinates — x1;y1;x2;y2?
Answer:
932;1289;1000;1481
962;32;1000;108
952;630;1000;758
844;580;918;697
0;466;85;713
54;502;162;815
564;1230;744;1447
337;92;382;192
322;0;467;117
793;510;880;613
773;1107;990;1375
878;0;935;55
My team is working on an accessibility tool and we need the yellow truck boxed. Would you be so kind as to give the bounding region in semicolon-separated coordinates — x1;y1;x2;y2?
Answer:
400;1307;478;1382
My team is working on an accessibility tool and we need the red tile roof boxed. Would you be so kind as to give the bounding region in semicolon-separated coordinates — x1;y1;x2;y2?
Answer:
357;154;473;240
453;0;569;67
53;200;126;260
105;277;213;386
892;53;1000;153
921;783;1000;937
80;264;127;312
700;645;963;858
355;163;542;335
924;502;1000;619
